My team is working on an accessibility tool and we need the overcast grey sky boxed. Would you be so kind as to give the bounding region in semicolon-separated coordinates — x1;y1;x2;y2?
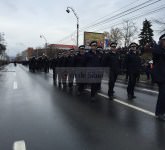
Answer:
0;0;165;56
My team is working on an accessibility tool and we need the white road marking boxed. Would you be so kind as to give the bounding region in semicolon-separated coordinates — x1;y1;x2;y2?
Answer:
13;81;18;89
14;72;17;76
13;140;26;150
102;80;158;94
141;88;158;94
85;89;155;117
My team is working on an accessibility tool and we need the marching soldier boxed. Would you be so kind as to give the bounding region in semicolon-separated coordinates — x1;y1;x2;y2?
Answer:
85;41;102;101
103;42;121;100
29;56;36;73
56;52;63;87
42;54;49;73
75;45;86;95
51;55;59;85
67;49;75;89
61;51;68;88
152;34;165;121
37;56;43;72
125;43;141;100
96;46;104;91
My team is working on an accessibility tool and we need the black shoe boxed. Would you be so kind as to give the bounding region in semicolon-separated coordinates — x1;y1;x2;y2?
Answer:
109;96;114;101
69;85;73;89
97;86;101;91
91;97;96;102
63;85;67;89
128;95;133;100
77;91;81;96
156;114;165;121
132;95;136;99
59;83;61;88
69;86;73;91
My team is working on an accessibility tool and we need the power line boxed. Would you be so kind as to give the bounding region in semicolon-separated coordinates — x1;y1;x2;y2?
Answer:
80;0;153;31
75;5;165;40
80;0;161;31
73;3;165;38
90;5;165;32
80;0;141;30
58;0;162;43
57;0;145;43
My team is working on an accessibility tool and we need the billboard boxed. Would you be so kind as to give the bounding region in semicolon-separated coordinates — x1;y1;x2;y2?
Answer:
84;32;105;48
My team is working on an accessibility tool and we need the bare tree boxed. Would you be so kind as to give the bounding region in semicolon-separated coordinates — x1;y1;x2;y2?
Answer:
154;19;165;34
104;31;110;38
110;27;123;45
121;20;138;47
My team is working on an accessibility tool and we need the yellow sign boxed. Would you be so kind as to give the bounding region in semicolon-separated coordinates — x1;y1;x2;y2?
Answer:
84;32;104;47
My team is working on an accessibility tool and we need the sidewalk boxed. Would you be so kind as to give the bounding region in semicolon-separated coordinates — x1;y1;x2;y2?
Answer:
117;79;158;91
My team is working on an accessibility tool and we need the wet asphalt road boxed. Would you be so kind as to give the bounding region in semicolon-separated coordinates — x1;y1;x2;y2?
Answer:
0;64;165;150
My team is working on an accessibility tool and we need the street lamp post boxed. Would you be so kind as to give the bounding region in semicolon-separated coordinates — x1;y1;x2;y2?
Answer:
66;7;79;48
40;34;48;55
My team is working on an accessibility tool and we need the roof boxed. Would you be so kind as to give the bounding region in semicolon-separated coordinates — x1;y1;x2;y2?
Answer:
48;44;77;49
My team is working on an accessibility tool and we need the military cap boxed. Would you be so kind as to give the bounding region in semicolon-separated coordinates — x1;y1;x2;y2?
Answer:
110;42;117;47
90;41;98;46
159;34;165;40
129;42;138;47
97;46;103;50
79;45;85;49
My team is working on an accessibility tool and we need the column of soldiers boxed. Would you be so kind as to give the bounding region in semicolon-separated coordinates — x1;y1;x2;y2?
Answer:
29;54;50;73
51;41;141;102
26;34;165;121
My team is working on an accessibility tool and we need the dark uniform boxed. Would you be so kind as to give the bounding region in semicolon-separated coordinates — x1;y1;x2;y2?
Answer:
67;49;75;89
85;41;102;100
14;61;17;66
96;46;104;91
145;60;151;80
103;42;121;100
125;43;141;100
56;52;63;87
60;51;68;88
51;56;58;84
42;55;49;73
29;57;36;72
37;56;43;71
75;45;86;94
152;34;165;120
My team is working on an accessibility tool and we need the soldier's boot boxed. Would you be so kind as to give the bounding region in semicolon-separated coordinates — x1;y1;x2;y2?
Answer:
128;94;133;100
59;82;61;88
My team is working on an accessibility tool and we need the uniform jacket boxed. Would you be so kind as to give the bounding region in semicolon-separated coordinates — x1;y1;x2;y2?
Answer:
125;51;141;74
152;44;165;83
85;50;101;67
103;51;121;74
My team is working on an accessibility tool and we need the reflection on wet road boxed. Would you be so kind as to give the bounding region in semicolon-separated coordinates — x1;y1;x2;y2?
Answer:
0;64;164;150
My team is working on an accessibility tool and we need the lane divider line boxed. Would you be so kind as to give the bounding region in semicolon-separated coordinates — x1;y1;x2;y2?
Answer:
141;88;158;94
13;81;18;90
85;89;155;117
13;140;26;150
